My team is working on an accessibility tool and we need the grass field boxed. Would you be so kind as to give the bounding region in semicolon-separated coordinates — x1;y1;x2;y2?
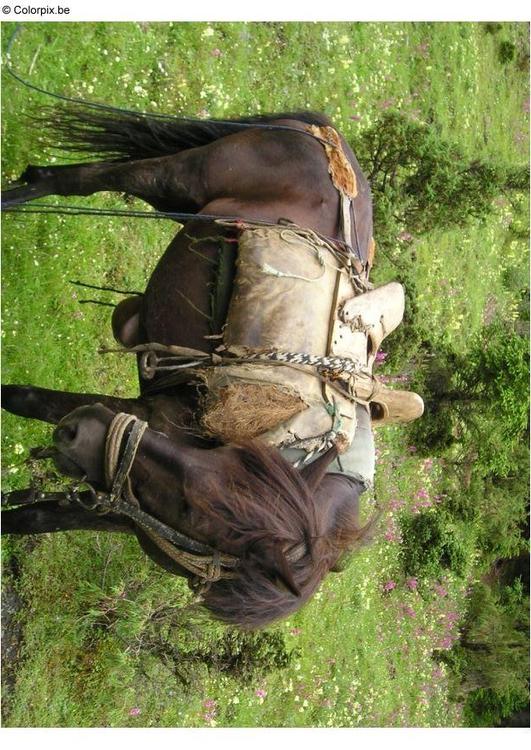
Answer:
1;21;529;727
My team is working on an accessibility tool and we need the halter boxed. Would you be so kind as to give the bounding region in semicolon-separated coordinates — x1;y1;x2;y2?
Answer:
73;411;242;586
6;412;307;589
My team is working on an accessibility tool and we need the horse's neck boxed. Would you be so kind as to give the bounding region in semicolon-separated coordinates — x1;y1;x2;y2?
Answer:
143;391;211;448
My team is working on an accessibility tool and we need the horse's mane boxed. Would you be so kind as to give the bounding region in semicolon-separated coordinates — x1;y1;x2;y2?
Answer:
183;439;373;629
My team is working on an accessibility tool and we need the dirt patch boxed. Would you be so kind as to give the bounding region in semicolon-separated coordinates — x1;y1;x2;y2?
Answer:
1;540;37;723
1;585;25;721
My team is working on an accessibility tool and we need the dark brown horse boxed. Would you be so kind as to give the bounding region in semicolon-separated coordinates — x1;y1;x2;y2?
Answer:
1;107;377;629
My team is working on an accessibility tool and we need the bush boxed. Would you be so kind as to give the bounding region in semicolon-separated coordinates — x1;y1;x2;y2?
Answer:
357;112;527;251
399;511;472;579
498;40;516;64
406;322;529;475
456;580;530;726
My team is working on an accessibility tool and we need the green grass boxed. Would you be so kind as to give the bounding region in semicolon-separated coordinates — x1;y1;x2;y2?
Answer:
1;21;529;727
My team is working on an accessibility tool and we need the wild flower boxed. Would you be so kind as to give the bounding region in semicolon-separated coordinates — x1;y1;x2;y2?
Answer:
374;351;388;365
415;42;430;58
438;636;453;650
388;498;405;511
255;688;267;699
406;577;418;591
383;580;396;592
128;707;141;716
434;583;448;598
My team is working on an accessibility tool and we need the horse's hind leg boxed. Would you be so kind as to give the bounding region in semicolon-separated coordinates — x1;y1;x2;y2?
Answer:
2;150;205;213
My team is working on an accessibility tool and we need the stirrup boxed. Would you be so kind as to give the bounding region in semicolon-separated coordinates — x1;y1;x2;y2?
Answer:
369;385;424;426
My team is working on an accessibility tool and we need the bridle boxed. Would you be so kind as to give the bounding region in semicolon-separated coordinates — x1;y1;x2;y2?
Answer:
72;411;242;588
11;411;307;591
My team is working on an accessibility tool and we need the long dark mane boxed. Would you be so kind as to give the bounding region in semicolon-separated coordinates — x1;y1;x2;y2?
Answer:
183;440;374;629
31;105;333;162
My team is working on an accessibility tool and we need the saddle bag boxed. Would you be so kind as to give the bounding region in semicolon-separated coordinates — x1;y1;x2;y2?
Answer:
199;224;421;456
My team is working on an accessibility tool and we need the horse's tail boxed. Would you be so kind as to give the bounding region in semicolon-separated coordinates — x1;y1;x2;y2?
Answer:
31;105;332;162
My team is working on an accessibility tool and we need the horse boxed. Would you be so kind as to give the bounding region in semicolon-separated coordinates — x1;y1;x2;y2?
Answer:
1;106;402;629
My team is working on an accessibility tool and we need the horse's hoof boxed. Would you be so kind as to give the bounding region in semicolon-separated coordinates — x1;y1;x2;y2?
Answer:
20;164;46;183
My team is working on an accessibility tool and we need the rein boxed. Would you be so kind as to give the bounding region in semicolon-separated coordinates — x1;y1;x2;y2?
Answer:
84;411;241;585
7;412;307;589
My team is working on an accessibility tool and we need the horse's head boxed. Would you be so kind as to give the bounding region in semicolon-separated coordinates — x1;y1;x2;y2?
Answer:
52;404;370;629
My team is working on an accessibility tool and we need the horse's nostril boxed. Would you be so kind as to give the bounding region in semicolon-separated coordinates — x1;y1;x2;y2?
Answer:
55;422;78;444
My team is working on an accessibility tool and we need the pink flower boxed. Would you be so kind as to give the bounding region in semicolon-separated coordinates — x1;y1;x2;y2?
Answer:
398;231;413;242
438;636;453;649
389;498;405;511
402;605;416;618
434;583;448;598
203;699;217;709
128;707;141;717
255;688;267;699
406;577;418;591
375;351;388;364
416;488;429;499
290;627;302;636
415;42;430;58
383;580;396;592
408;445;417;453
211;48;222;57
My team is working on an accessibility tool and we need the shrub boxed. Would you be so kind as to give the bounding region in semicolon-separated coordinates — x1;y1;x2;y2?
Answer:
399;511;472;579
456;580;530;726
356;112;527;250
498;40;516;64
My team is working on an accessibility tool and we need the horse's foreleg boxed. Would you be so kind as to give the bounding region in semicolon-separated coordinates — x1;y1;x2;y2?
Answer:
1;384;147;425
2;151;205;213
1;500;134;535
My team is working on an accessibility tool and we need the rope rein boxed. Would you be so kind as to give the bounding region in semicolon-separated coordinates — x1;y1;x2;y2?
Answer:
11;413;307;590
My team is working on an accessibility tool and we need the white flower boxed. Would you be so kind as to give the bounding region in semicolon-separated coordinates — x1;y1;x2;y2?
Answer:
202;26;215;38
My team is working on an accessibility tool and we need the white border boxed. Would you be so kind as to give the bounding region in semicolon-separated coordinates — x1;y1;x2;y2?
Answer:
0;0;530;22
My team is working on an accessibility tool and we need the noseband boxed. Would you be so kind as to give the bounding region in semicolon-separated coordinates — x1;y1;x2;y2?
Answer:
13;412;307;591
72;412;241;587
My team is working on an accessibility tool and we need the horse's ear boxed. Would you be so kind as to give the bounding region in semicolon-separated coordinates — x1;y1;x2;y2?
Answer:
299;447;338;492
250;538;301;597
270;542;301;598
